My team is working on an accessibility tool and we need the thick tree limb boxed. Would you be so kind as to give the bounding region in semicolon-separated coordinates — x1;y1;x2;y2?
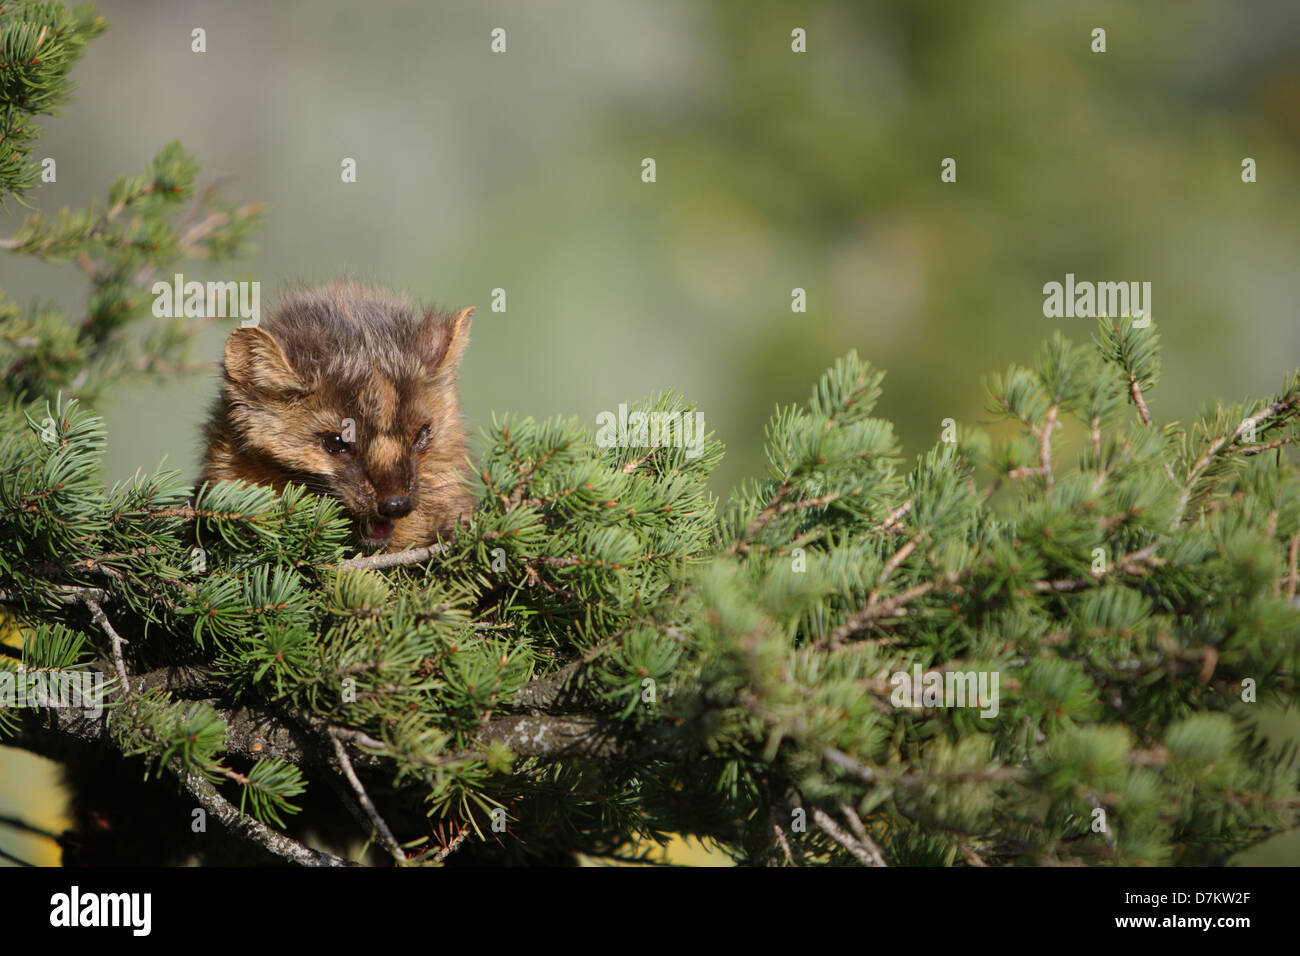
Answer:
5;664;675;771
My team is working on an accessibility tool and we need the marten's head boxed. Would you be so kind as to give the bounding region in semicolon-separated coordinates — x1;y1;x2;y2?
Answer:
209;282;474;548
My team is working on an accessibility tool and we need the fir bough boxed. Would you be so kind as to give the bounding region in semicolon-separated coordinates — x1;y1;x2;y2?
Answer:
2;322;1297;865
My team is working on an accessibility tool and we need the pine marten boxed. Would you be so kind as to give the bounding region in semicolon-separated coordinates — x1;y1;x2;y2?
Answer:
200;281;477;549
62;283;478;865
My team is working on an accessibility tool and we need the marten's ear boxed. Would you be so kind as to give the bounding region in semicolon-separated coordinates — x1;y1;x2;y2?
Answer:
418;306;472;376
224;326;305;396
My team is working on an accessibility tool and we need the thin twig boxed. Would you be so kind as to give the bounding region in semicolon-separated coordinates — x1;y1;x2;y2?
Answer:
771;820;796;866
821;574;958;648
329;731;407;865
1029;544;1163;594
0;846;35;867
1238;438;1294;455
1039;405;1057;490
1173;394;1300;529
870;500;912;534
1;585;131;690
82;594;130;691
838;802;887;866
433;822;472;864
329;726;388;753
812;807;885;866
1285;535;1299;602
1129;374;1153;426
728;481;789;555
0;814;63;845
334;543;448;572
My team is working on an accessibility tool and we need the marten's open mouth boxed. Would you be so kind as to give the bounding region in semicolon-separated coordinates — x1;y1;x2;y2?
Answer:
359;518;395;545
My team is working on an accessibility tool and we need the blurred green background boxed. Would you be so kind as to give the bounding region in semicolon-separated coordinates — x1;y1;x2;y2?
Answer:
2;0;1297;865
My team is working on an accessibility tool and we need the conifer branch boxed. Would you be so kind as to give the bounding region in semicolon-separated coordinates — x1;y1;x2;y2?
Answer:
179;768;356;867
821;573;963;648
812;807;885;866
81;591;129;690
334;543;448;572
768;809;797;866
1129;374;1153;426
871;499;912;533
433;822;473;864
838;802;888;867
1173;392;1300;528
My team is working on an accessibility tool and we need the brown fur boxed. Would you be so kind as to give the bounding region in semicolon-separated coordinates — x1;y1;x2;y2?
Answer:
200;281;476;550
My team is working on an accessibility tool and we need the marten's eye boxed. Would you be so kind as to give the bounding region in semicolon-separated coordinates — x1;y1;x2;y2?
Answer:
322;433;349;455
412;424;432;451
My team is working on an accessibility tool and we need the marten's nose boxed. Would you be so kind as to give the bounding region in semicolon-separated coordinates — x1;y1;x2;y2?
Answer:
377;495;412;518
